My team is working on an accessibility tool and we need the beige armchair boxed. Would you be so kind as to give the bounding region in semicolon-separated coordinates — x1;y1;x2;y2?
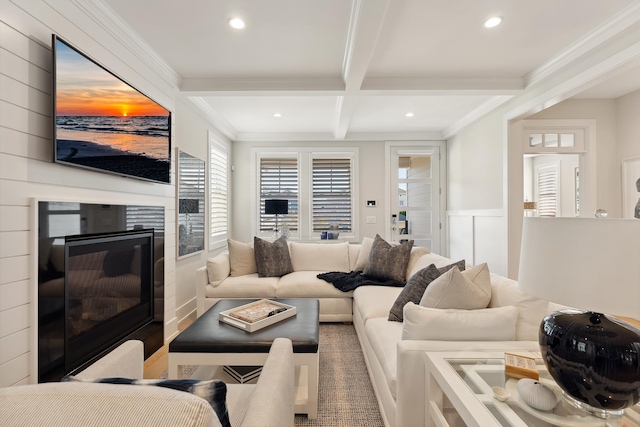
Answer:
0;338;295;427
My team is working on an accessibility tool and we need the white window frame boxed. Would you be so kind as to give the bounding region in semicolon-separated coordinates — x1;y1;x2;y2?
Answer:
252;147;358;240
208;132;230;251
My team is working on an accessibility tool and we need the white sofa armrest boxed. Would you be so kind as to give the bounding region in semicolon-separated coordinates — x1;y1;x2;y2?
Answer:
395;339;539;427
75;340;144;379
240;338;295;427
196;265;210;317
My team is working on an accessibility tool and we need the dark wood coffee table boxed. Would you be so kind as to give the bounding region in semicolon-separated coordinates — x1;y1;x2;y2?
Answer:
168;298;319;418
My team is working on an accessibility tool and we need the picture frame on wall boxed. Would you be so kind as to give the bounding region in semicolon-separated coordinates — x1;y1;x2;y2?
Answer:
177;149;206;258
622;156;640;219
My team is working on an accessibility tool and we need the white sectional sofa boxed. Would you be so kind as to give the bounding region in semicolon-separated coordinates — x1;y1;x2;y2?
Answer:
196;238;552;427
197;240;429;322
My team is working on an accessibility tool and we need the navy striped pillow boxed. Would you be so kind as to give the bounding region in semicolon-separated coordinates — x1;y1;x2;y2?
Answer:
63;376;230;427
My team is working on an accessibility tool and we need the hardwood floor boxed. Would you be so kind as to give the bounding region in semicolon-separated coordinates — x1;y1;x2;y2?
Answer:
143;312;196;378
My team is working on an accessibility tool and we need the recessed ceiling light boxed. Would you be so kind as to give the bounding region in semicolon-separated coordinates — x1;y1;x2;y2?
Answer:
484;16;502;28
273;113;282;118
405;112;415;118
228;18;246;29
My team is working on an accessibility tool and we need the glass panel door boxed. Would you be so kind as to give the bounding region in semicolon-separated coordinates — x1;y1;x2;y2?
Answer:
390;148;440;252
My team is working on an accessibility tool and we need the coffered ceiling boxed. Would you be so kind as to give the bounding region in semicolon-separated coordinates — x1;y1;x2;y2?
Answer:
102;0;640;141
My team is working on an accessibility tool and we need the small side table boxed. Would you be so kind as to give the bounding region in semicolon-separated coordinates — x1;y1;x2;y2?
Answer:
425;351;640;427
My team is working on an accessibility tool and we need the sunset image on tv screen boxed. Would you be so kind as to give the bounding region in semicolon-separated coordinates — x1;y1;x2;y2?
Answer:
54;36;171;183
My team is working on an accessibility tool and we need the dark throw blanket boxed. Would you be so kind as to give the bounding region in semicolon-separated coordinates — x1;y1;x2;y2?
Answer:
317;271;405;292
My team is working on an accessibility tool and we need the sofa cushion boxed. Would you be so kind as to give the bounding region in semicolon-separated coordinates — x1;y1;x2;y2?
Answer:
353;285;403;324
207;253;231;286
407;252;464;276
420;263;491;309
388;259;466;322
254;236;293;277
402;303;518;341
405;247;431;280
365;317;403;399
289;241;350;272
277;271;354;298
205;275;278;298
228;239;257;276
363;235;413;283
64;376;230;427
354;237;374;271
488;272;552;341
348;244;361;271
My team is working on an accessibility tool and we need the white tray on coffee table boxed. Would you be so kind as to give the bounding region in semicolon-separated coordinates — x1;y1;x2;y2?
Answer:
219;299;297;332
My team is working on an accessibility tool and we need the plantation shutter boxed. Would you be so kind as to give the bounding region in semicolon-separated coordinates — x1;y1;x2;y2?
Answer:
210;143;228;246
259;158;298;232
312;157;352;232
537;169;557;217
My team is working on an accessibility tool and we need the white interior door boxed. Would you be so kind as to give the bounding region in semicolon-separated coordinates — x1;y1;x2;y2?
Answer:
389;147;440;252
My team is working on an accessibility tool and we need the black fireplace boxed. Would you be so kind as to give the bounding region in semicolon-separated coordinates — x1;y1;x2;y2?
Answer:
38;202;164;382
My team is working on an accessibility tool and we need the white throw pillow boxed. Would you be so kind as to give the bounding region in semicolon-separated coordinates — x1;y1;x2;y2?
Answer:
402;302;518;341
419;263;491;309
289;241;351;272
354;237;374;271
227;239;257;276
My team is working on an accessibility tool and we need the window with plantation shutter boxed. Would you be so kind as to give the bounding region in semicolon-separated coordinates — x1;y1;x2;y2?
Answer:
210;139;229;249
312;157;352;232
259;157;298;233
254;148;358;239
537;168;558;217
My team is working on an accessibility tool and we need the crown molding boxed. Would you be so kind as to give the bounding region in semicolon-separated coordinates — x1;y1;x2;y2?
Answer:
188;97;238;141
525;2;640;87
74;0;180;87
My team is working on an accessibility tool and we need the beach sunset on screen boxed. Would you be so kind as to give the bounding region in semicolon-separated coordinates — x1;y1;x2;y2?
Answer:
55;40;168;117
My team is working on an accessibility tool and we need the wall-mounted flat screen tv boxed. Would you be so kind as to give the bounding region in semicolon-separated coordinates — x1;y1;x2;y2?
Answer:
52;35;171;184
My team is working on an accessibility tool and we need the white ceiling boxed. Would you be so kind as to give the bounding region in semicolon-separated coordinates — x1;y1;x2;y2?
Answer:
102;0;640;141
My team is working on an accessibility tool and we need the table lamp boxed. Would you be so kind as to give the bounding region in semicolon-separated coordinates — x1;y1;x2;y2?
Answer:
518;217;640;418
264;199;288;235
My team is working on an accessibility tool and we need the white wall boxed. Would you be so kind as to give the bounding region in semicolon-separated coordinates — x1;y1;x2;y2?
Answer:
447;108;506;273
173;98;231;321
0;0;182;386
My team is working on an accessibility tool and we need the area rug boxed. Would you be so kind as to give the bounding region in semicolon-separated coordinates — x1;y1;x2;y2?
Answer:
294;323;384;427
161;323;384;426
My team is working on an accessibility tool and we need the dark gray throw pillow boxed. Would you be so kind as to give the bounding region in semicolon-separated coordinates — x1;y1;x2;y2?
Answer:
388;259;466;322
363;234;413;283
254;236;293;277
62;376;230;427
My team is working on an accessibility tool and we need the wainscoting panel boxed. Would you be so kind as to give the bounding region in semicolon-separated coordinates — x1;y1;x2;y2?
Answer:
447;210;506;276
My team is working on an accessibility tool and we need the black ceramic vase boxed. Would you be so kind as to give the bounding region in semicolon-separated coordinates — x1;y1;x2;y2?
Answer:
539;310;640;417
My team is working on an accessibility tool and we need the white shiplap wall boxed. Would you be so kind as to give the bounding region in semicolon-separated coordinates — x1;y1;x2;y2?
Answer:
0;0;179;386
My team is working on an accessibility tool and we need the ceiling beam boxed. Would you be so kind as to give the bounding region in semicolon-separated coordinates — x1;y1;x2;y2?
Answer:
334;0;391;139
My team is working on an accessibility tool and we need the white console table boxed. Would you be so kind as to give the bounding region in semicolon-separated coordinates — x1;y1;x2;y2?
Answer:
425;351;640;427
